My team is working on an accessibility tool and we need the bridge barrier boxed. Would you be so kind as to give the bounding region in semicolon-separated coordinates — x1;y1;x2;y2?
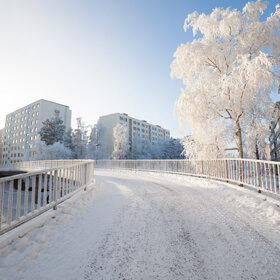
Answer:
0;160;94;235
95;159;280;196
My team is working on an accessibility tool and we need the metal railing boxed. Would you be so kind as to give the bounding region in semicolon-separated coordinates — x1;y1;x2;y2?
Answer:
0;160;94;235
95;159;280;196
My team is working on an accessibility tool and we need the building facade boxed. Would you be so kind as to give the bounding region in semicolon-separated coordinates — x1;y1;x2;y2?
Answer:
270;102;280;161
98;113;170;156
0;128;4;163
2;99;72;164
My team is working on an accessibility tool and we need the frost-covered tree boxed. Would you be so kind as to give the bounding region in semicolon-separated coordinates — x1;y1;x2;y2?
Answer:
39;110;66;146
33;140;73;160
73;128;87;159
162;138;184;159
150;139;165;159
149;138;184;159
112;124;130;159
181;135;211;160
64;128;74;151
129;134;143;159
88;123;109;160
72;118;91;159
141;137;152;159
171;0;279;159
130;134;152;159
243;103;271;159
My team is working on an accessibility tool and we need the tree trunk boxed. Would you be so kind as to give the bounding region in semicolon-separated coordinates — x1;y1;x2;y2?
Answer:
255;143;260;160
235;121;243;159
235;121;243;186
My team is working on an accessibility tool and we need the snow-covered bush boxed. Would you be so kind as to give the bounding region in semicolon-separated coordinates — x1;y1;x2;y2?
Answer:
33;140;73;160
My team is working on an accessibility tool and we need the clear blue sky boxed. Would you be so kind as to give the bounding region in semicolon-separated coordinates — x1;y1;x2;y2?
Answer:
0;0;278;138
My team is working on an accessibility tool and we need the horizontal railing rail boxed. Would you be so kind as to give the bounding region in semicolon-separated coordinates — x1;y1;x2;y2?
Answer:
95;159;280;197
0;160;94;235
0;159;88;172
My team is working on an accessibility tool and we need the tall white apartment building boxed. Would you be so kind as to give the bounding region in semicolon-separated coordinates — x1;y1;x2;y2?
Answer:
2;99;72;164
0;128;4;163
98;113;170;156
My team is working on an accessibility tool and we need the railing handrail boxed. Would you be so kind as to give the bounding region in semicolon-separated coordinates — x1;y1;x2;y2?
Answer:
0;159;93;170
0;161;92;183
97;158;280;165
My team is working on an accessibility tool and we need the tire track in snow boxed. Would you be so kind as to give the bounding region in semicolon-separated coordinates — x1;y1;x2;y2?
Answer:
84;174;208;280
83;171;280;280
167;182;280;279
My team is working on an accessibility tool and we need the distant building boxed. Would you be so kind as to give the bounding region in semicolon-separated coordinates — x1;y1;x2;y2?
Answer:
270;101;280;161
2;99;72;164
98;113;170;156
0;128;4;164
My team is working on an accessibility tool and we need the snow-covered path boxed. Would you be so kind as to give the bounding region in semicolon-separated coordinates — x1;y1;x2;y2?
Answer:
1;170;280;280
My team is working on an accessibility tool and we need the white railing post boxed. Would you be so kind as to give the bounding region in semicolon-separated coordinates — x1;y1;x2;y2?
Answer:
7;181;13;225
0;182;3;230
225;160;229;183
16;179;22;220
31;175;36;213
84;164;88;190
256;161;261;193
53;170;58;210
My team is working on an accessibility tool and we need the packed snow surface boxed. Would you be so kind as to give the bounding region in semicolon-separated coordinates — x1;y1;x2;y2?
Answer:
1;169;280;280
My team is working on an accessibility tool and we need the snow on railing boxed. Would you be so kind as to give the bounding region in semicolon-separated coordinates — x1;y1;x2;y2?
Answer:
95;159;280;196
0;160;94;235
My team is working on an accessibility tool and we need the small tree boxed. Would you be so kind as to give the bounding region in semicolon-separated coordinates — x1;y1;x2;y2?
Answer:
64;128;74;151
171;0;279;159
130;134;152;159
162;138;184;159
39;110;66;146
73;128;87;159
88;123;109;160
150;140;165;159
112;124;130;159
130;133;143;159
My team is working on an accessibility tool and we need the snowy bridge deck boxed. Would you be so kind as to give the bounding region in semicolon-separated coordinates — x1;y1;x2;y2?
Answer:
1;169;280;279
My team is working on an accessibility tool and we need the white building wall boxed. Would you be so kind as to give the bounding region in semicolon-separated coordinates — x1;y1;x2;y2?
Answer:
2;99;72;164
98;113;170;156
0;128;4;164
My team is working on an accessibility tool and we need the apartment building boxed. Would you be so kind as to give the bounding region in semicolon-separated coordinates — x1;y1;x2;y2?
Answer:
98;113;170;156
270;101;280;161
2;99;72;164
0;128;4;163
